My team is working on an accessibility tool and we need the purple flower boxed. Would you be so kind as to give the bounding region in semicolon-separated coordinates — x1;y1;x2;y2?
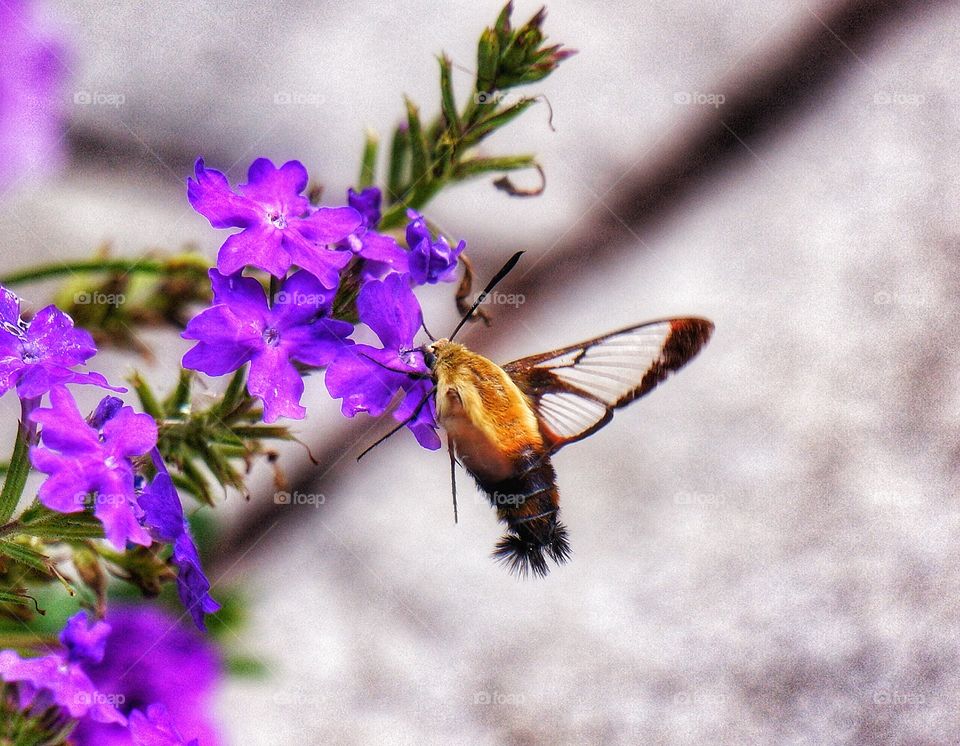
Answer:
129;705;200;746
405;211;464;285
61;610;111;665
182;269;353;423
348;186;382;228
0;0;67;189
0;611;126;725
0;286;123;399
72;606;222;746
30;387;157;549
139;453;220;631
341;187;410;280
325;274;439;449
188;158;361;286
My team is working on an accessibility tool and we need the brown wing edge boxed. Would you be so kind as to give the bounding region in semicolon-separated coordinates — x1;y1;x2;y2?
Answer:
503;317;714;451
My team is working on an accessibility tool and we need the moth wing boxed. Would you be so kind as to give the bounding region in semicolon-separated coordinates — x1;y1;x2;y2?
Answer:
502;318;713;452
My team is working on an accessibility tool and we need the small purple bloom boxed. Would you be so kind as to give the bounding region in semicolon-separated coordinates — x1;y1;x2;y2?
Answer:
348;186;382;228
0;286;123;399
182;269;353;423
405;210;465;285
0;611;126;725
188;158;361;286
139;454;220;631
30;387;157;549
0;0;68;189
325;274;439;449
72;606;222;746
61;611;111;665
339;187;409;280
129;705;200;746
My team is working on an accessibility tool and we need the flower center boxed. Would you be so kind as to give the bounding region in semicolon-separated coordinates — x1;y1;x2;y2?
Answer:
103;456;119;469
262;327;281;346
20;341;40;363
268;211;288;229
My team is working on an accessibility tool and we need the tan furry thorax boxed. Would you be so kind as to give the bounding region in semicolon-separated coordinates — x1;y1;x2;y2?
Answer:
426;339;544;458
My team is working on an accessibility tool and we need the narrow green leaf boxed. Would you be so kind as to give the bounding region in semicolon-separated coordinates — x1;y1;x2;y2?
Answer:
461;97;537;148
438;55;460;136
0;540;52;574
386;125;409;202
131;372;163;420
0;421;31;525
358;128;379;189
404;97;430;188
453;154;537;179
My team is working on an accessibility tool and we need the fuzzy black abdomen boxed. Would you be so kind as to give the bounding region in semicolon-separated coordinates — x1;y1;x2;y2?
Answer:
469;447;571;578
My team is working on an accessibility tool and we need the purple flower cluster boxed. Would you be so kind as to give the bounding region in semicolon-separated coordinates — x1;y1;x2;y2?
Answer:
0;607;220;745
0;0;67;190
183;157;468;448
0;284;219;630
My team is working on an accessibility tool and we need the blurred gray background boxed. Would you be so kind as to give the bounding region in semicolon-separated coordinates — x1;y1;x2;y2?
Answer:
3;0;960;743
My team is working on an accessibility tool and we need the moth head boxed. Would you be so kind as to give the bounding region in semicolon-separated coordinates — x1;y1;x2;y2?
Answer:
419;338;463;372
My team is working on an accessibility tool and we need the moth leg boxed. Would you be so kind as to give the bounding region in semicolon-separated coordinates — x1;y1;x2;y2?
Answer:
448;437;458;524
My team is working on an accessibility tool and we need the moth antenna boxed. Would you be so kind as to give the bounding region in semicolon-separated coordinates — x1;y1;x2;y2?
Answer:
356;386;437;461
421;320;437;342
448;251;524;342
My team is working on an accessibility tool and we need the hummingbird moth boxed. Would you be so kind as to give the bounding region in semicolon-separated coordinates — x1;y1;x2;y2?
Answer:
362;252;713;577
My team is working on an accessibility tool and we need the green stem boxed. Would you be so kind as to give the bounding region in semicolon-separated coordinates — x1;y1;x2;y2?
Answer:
0;258;208;286
0;400;36;525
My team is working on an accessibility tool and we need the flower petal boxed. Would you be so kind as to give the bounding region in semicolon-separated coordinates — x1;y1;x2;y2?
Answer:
187;158;259;229
247;346;306;422
280;230;352;289
239;158;311;217
297;206;363;244
356;274;423;350
216;223;290;278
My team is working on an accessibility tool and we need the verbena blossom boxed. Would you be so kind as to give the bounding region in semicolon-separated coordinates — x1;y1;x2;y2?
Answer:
0;0;67;189
405;210;465;286
182;269;353;422
342;187;409;280
0;286;122;399
30;387;157;549
139;453;220;631
72;606;221;746
0;611;126;726
325;273;439;449
188;158;361;287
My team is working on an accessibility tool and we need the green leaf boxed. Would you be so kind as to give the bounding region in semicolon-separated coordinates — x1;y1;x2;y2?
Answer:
461;96;537;147
477;27;500;92
438;55;460;137
404;97;430;189
386;125;409;202
358;129;379;189
453;154;537;179
0;540;52;574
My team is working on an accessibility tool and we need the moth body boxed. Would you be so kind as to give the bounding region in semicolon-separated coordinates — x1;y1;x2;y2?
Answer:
428;339;570;576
